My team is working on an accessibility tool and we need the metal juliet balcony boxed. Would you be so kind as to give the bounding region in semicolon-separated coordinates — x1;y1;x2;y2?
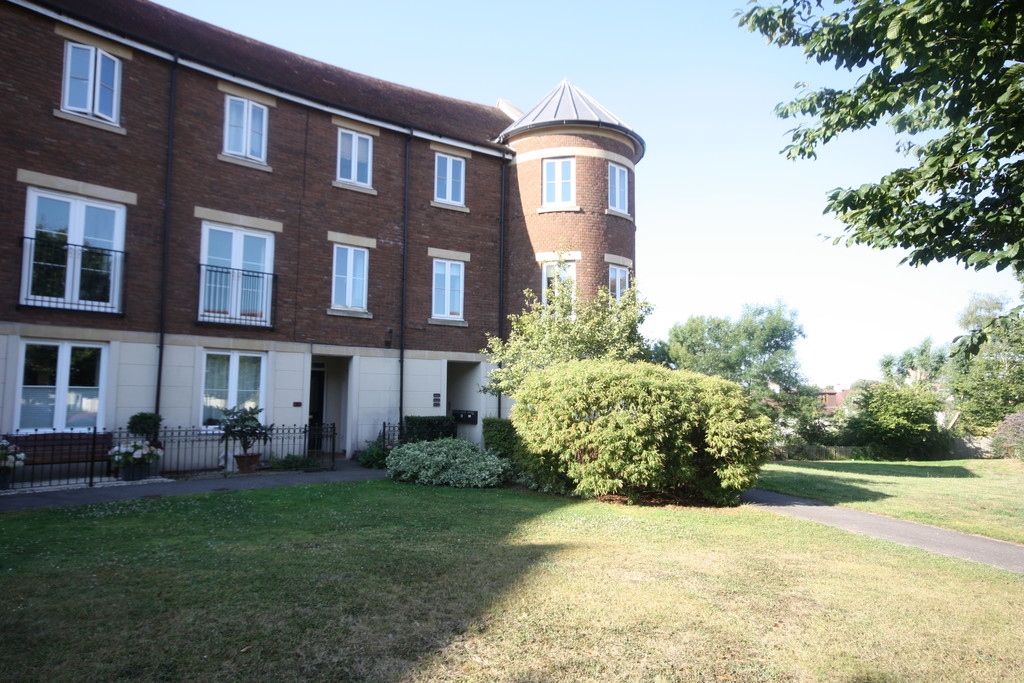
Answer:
20;236;124;312
198;263;275;327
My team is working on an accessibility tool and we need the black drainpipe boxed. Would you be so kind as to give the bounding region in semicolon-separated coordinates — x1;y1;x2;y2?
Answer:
154;55;179;415
399;134;411;424
496;157;508;418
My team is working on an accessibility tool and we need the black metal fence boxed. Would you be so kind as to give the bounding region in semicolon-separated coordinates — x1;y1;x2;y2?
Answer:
381;422;402;448
0;423;336;491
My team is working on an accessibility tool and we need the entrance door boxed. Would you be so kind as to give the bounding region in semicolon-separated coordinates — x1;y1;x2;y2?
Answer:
308;364;325;453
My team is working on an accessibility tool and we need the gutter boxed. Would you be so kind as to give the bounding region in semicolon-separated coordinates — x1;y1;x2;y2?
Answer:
154;53;178;415
399;134;411;424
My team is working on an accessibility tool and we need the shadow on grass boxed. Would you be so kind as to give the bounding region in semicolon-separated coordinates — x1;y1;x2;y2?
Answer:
751;479;892;505
779;460;978;479
0;479;576;681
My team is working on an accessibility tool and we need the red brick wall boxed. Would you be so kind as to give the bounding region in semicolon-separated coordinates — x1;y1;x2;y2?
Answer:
0;3;169;333
1;3;507;355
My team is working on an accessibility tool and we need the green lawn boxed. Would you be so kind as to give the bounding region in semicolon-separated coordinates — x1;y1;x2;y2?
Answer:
1;480;1022;681
757;458;1024;544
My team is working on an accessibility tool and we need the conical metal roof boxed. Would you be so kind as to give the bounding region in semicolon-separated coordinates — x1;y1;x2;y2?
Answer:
497;79;644;157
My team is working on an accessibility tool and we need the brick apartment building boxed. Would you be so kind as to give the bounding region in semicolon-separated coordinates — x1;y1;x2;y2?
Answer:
0;0;645;457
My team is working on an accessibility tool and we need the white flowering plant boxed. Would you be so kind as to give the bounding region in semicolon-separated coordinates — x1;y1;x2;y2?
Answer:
0;438;26;471
109;440;163;467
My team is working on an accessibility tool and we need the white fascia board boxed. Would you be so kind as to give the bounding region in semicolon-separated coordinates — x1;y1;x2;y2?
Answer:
413;130;511;159
13;0;173;59
17;0;512;160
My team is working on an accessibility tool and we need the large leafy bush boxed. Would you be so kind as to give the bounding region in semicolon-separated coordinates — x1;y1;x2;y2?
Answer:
386;438;509;488
842;383;948;460
990;411;1024;460
511;359;772;505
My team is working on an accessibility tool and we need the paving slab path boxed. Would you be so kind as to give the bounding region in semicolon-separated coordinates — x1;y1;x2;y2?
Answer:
742;488;1024;574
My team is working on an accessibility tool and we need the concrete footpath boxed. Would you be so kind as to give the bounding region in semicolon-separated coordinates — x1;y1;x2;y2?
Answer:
742;488;1024;574
0;459;388;513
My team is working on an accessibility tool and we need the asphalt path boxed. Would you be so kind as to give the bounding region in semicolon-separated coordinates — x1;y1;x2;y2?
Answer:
742;488;1024;574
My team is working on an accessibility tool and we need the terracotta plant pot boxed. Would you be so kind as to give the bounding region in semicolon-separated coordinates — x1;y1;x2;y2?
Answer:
234;453;261;473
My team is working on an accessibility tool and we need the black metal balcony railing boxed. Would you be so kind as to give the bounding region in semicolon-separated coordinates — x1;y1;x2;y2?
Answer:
198;264;275;327
21;236;124;312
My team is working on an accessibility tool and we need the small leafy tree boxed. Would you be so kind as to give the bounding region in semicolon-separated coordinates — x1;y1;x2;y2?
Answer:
219;406;274;456
511;359;772;505
482;281;651;397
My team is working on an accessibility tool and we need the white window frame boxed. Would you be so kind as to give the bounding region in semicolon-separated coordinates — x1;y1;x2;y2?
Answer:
542;157;576;207
21;188;125;312
608;163;629;214
434;153;466;206
201;350;266;428
337;129;373;187
541;261;576;306
223;95;269;164
332;244;369;310
432;258;464;320
608;264;630;300
61;42;121;124
16;340;106;432
199;222;275;325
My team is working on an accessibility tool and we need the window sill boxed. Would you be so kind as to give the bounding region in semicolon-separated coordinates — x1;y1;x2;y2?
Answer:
326;307;373;319
537;205;581;214
605;208;634;222
430;200;470;213
428;317;468;327
217;154;273;173
52;109;126;135
332;180;378;196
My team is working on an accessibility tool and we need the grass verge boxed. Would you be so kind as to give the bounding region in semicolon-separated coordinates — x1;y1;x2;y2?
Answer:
757;458;1024;544
1;480;1021;681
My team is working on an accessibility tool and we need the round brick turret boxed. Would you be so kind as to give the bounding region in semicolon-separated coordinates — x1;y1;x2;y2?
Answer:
499;80;645;312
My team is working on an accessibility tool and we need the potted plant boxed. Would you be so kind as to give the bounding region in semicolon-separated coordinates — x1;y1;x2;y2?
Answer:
0;438;26;490
219;406;274;473
108;440;163;481
127;412;163;448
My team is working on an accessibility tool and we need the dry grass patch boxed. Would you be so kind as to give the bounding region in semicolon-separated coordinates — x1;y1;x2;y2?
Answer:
1;481;1021;682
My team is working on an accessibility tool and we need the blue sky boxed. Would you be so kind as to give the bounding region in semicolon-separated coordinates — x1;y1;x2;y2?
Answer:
153;0;1020;388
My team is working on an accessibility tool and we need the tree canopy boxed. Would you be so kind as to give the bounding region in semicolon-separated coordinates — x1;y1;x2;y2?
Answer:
739;1;1024;274
661;303;805;396
879;338;947;385
481;280;651;398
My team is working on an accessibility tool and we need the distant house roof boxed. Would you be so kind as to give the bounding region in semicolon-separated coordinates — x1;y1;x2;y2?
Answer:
36;0;513;149
497;79;645;158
